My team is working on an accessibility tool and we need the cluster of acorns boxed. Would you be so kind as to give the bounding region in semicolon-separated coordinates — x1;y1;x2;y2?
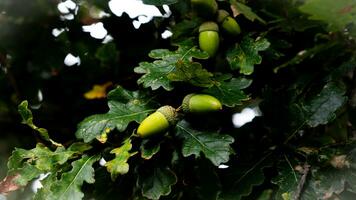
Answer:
192;0;241;57
137;0;238;138
137;94;222;138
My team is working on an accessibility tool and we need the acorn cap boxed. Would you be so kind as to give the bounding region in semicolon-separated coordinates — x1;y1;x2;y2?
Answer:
217;9;230;23
199;22;219;33
182;93;195;113
157;105;178;126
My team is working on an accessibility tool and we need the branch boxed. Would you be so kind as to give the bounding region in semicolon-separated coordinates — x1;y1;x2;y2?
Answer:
294;163;310;200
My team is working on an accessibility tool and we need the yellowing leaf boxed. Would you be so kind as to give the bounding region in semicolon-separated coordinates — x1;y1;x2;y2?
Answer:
84;82;112;100
105;138;137;180
96;131;109;143
282;192;292;200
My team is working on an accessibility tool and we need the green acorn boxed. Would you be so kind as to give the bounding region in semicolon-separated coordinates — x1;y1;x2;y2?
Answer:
182;94;222;113
137;106;178;138
217;9;241;36
199;22;220;57
191;0;218;19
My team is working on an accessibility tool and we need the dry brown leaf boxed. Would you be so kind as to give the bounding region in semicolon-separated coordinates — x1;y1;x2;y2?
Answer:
230;4;241;17
0;174;22;195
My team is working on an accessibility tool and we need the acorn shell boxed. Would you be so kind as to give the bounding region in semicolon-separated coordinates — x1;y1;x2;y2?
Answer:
182;94;222;113
217;9;230;23
221;17;241;36
217;10;241;36
199;22;219;57
137;106;177;138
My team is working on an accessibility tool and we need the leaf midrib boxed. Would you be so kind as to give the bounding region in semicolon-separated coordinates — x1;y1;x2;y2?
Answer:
82;109;155;133
177;124;228;164
58;155;96;200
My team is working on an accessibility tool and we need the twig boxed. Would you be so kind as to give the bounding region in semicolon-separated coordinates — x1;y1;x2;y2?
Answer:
284;121;306;144
349;68;356;108
233;152;273;187
294;163;310;200
284;154;298;183
175;105;182;112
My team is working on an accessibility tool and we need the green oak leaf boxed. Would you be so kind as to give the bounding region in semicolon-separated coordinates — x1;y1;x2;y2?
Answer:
300;147;356;199
149;40;209;61
271;157;301;200
175;120;235;166
105;138;137;180
229;0;266;24
195;161;221;200
18;100;62;147
134;39;209;91
204;77;252;107
38;155;100;200
218;154;273;200
134;61;175;91
299;0;356;33
314;159;356;198
6;163;42;187
226;36;270;75
167;60;214;88
326;56;356;81
140;139;161;160
303;82;347;127
273;42;336;73
34;173;57;200
273;146;356;199
95;42;119;66
7;143;91;186
256;190;273;200
67;142;92;152
137;167;177;200
303;167;349;199
171;18;202;42
75;86;156;143
142;0;178;6
8;143;80;171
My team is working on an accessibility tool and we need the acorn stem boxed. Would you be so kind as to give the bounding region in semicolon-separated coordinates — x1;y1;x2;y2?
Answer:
176;106;183;112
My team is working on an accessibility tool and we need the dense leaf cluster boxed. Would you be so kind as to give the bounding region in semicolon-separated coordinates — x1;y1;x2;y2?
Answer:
1;0;356;199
